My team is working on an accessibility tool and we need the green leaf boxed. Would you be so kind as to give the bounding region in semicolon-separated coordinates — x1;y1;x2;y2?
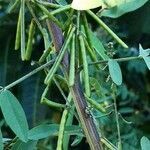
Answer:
139;44;150;70
28;124;59;140
101;0;149;18
139;44;150;57
108;59;122;85
0;129;3;150
141;136;150;150
28;124;83;140
0;90;29;142
11;140;37;150
143;56;150;70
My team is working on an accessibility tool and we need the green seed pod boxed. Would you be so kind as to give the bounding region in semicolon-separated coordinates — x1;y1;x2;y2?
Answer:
56;109;68;150
86;10;128;49
69;34;75;86
41;97;65;109
82;13;93;49
56;93;72;150
44;26;76;85
25;19;36;60
79;34;91;97
21;0;25;60
15;9;21;50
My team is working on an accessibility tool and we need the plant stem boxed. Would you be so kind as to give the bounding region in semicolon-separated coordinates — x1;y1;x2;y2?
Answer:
47;9;103;150
68;75;103;150
53;77;68;102
3;60;54;90
112;86;122;150
78;56;142;71
41;5;71;20
90;56;142;64
51;5;70;15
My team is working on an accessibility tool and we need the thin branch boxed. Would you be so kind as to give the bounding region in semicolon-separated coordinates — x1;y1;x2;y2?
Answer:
40;5;71;20
1;60;54;91
78;56;142;71
112;87;122;149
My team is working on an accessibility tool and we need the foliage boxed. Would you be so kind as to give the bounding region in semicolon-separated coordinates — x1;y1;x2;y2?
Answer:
0;0;150;150
141;136;150;150
101;0;149;18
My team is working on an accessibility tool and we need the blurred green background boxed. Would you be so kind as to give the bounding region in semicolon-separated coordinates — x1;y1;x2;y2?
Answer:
0;0;150;149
